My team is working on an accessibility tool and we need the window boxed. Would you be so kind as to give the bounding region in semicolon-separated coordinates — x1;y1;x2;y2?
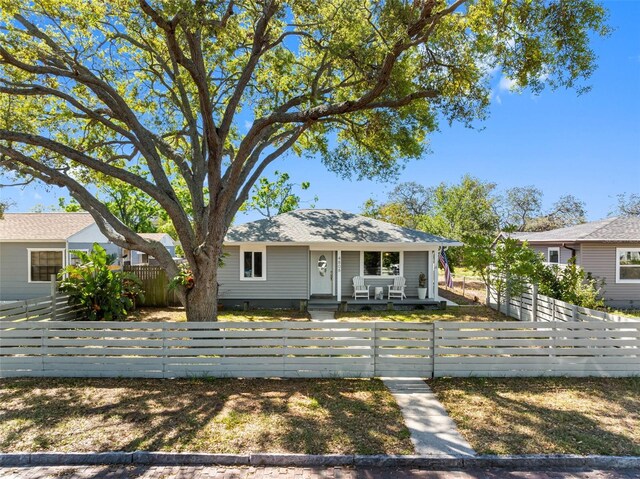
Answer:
28;249;65;282
362;251;400;276
548;247;560;264
240;246;266;280
616;248;640;283
69;249;88;266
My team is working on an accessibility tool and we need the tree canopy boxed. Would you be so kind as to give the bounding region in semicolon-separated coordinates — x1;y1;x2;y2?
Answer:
0;0;610;320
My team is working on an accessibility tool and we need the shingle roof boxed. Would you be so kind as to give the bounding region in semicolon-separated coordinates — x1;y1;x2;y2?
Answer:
509;216;640;243
225;209;462;245
139;232;173;242
0;213;96;241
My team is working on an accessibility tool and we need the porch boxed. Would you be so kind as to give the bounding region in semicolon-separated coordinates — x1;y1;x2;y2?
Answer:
308;296;447;311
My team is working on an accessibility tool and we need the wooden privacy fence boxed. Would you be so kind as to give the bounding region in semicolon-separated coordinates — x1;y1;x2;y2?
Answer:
0;293;81;322
1;320;638;379
124;265;180;307
488;285;636;323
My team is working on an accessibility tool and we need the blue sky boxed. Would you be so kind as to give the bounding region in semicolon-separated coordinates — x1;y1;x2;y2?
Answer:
2;0;639;223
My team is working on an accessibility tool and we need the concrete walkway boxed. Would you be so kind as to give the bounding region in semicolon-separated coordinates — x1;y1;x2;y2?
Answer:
308;310;336;321
383;378;475;457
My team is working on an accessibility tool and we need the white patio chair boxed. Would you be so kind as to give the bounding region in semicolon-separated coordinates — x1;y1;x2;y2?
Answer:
388;276;406;300
352;276;370;299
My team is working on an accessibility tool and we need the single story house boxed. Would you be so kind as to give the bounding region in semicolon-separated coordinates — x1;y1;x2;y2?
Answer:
0;213;175;302
219;209;461;308
505;216;640;308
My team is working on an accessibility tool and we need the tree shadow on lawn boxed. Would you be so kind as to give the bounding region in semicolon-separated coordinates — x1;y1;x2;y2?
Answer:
429;377;640;456
0;378;412;455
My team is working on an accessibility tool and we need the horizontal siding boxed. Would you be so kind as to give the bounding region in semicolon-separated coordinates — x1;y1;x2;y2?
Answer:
529;243;580;264
581;242;640;303
218;245;308;299
0;242;65;301
341;251;361;299
68;242;120;261
403;251;429;298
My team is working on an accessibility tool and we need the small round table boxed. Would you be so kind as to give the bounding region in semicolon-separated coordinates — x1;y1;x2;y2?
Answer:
374;286;384;300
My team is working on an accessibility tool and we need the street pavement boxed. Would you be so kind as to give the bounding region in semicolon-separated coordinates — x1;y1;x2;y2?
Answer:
1;466;638;478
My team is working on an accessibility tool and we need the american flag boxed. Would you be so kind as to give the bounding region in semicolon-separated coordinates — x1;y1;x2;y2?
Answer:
439;248;453;288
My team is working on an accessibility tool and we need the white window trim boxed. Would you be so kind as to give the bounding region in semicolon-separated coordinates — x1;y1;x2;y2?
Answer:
359;250;403;279
27;248;66;284
616;247;640;284
239;245;267;281
547;247;560;264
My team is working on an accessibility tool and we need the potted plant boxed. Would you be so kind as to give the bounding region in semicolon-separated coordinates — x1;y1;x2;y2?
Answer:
417;273;427;300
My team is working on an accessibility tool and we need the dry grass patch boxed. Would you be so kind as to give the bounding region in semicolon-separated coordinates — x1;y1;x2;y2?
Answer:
336;305;509;322
0;378;412;455
429;377;640;456
127;307;309;322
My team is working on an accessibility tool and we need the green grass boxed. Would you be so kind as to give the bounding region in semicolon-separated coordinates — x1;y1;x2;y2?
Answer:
0;378;413;455
127;307;309;322
429;377;640;456
335;305;509;322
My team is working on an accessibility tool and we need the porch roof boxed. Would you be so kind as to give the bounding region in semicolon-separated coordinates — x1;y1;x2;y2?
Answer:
225;209;462;246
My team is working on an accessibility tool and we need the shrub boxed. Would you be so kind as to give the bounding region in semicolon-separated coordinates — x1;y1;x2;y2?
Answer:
58;243;144;320
535;258;604;309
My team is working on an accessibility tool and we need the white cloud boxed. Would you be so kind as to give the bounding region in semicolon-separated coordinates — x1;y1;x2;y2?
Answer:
494;94;502;105
244;120;252;131
498;76;518;92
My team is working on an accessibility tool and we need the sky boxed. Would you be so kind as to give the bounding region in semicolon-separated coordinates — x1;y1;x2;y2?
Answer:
1;0;639;224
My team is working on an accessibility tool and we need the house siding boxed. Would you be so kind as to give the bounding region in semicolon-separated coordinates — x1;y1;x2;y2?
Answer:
580;242;640;307
219;245;309;299
341;251;361;299
403;251;429;297
529;243;581;264
0;242;65;301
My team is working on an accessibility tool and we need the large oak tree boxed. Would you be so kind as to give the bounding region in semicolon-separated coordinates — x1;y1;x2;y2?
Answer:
0;0;609;320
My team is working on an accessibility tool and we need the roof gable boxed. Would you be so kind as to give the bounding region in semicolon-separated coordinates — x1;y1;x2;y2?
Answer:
225;209;461;245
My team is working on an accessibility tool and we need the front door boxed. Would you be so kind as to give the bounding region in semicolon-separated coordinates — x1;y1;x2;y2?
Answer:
310;251;333;295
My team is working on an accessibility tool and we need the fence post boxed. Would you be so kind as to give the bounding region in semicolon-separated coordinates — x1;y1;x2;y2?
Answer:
531;284;539;321
161;323;167;379
50;274;57;321
462;276;466;298
372;322;377;378
431;322;437;379
552;298;557;322
571;304;578;322
505;287;511;318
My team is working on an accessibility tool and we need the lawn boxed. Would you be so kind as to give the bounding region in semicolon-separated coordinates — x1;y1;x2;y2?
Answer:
128;307;309;322
429;377;640;456
0;378;413;455
336;304;509;322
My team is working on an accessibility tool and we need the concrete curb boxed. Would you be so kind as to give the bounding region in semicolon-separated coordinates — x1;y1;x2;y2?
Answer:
1;453;640;469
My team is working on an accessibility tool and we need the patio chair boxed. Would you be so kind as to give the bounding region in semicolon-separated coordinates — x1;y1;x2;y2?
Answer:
352;276;371;299
388;276;406;300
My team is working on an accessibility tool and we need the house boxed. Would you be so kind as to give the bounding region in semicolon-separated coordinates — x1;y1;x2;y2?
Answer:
0;213;175;302
219;209;461;309
507;216;640;308
123;233;176;266
0;212;120;301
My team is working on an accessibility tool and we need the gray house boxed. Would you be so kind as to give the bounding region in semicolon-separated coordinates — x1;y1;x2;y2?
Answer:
509;216;640;308
0;213;120;301
0;213;175;302
219;209;461;308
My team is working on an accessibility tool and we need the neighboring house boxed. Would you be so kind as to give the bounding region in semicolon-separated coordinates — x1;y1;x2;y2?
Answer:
505;216;640;308
0;213;176;302
0;213;119;301
123;233;176;266
220;209;461;308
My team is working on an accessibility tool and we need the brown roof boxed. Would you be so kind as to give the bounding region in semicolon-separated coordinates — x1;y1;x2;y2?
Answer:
0;213;96;241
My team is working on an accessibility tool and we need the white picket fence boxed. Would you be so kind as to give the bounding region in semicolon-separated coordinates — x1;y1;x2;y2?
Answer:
488;285;637;323
0;293;82;322
1;320;638;379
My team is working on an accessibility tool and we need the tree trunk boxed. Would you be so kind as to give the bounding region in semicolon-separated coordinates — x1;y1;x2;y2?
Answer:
184;262;219;322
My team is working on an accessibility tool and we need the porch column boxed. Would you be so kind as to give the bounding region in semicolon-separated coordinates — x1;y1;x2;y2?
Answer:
433;249;439;299
336;250;342;302
427;248;434;299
